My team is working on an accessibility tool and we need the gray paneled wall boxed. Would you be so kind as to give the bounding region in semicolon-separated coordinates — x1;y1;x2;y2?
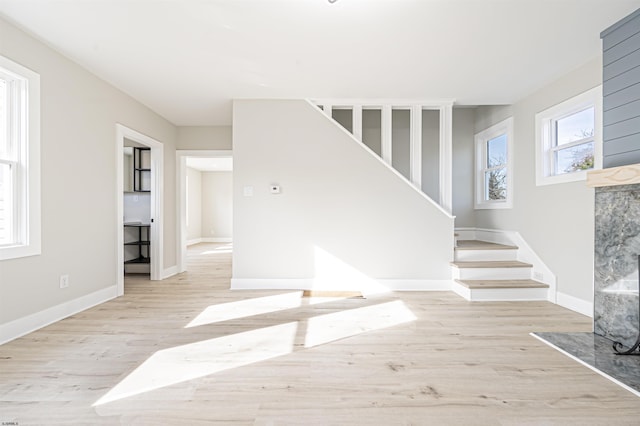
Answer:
601;8;640;168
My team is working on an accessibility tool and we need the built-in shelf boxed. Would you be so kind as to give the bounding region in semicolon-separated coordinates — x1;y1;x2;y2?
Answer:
133;147;151;192
124;223;150;272
125;256;151;264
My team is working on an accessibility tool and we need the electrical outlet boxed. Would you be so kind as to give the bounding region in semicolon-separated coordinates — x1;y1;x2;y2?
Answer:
533;271;543;281
59;274;69;289
210;229;215;235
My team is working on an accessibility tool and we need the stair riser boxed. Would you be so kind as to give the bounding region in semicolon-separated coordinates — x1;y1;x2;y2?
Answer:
469;287;549;301
451;282;548;301
452;267;532;280
454;249;518;262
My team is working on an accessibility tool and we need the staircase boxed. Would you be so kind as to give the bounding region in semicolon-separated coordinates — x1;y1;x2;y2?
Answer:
451;240;549;301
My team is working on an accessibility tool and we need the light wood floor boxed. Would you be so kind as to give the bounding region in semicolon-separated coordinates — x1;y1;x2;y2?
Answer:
1;243;638;425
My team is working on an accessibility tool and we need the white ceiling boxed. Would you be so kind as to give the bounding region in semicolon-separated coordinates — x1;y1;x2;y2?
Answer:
1;0;639;126
186;157;233;172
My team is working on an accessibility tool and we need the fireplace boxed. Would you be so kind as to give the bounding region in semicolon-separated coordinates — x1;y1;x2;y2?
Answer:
594;181;640;352
533;164;640;396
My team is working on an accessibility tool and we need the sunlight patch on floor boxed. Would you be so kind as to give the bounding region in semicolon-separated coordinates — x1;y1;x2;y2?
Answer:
304;300;416;348
186;292;304;327
93;322;298;406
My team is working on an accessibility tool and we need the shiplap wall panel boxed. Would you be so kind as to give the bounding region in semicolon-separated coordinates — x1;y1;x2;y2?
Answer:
604;150;640;168
603;48;640;81
603;65;640;96
603;81;640;111
601;8;640;168
603;98;640;125
602;13;640;50
603;31;640;65
604;115;640;140
604;134;640;156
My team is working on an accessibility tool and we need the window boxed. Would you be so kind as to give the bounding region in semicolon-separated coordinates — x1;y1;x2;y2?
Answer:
0;55;40;261
535;86;602;186
475;117;513;209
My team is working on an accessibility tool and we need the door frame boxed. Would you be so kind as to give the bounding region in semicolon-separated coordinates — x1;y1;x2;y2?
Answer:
116;124;164;295
176;149;232;273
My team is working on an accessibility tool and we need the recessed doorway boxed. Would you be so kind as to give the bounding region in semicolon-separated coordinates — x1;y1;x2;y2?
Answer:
176;150;233;273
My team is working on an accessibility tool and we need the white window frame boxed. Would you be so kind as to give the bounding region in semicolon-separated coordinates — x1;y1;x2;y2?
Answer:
0;55;40;261
535;86;602;186
474;117;513;210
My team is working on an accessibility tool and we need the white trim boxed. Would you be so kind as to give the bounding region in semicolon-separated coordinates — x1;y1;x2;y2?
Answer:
462;286;549;302
322;103;332;118
176;149;233;273
163;265;178;279
530;333;640;398
312;98;455;108
0;55;41;261
439;104;453;214
187;237;203;246
474;117;514;210
410;105;422;188
352;104;362;142
556;291;593;317
381;279;451;291
535;86;602;186
116;124;164;296
231;278;452;293
0;285;117;345
188;237;233;245
381;105;392;165
203;237;232;243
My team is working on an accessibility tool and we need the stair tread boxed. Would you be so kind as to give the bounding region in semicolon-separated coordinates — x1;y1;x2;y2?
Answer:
450;260;532;268
455;240;518;250
455;279;549;289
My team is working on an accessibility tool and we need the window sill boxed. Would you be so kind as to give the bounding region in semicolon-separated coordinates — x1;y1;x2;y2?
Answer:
536;169;590;186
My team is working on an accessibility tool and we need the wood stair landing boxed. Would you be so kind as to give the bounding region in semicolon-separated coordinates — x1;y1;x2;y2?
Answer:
451;238;549;301
454;279;548;289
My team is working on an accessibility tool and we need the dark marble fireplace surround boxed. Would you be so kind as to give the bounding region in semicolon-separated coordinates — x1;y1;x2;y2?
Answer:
534;175;640;396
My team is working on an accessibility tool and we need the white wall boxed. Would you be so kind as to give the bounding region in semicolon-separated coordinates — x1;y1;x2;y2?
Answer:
421;110;440;201
201;172;233;240
0;18;177;329
186;167;202;242
452;108;477;227
391;109;411;180
473;57;602;304
232;100;454;290
177;126;232;150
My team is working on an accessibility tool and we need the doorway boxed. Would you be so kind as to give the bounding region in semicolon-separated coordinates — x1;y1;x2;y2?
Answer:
116;124;164;296
176;150;233;273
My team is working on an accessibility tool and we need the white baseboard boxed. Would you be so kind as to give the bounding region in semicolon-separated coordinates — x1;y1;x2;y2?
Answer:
378;279;452;291
556;291;593;318
0;285;118;345
188;237;232;245
231;278;452;294
163;265;179;279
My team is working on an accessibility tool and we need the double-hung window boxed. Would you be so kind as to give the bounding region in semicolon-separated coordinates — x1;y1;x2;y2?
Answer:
0;55;40;260
535;86;602;185
475;117;513;209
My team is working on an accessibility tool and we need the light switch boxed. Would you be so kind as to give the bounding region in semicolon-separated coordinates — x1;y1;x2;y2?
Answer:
243;186;254;197
270;185;281;194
